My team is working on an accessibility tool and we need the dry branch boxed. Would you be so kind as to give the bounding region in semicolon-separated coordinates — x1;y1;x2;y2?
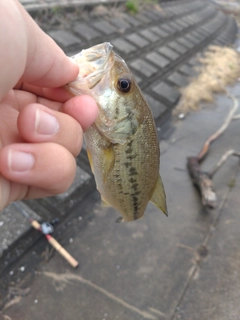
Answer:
209;149;240;178
196;93;238;161
233;114;240;120
187;157;217;208
187;93;239;208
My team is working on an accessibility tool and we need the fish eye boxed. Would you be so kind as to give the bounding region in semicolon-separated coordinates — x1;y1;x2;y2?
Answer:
117;78;131;93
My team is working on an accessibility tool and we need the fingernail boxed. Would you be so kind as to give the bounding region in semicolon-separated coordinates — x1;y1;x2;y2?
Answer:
35;109;59;135
8;150;35;172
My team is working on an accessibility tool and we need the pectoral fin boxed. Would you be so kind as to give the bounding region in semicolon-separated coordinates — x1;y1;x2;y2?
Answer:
102;145;115;183
87;149;94;174
87;143;115;183
150;175;168;216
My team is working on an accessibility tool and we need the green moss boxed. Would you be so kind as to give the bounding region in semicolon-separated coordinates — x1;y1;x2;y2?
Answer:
228;178;236;189
125;0;138;13
125;0;158;14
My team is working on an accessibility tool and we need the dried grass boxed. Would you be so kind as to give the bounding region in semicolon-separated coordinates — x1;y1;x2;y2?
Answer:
174;46;240;115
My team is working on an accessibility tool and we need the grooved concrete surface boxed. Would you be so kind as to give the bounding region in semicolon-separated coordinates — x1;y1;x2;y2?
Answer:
1;1;240;319
20;0;125;10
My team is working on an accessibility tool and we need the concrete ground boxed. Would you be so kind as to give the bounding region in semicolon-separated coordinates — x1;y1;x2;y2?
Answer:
2;82;240;319
1;0;240;319
3;0;237;265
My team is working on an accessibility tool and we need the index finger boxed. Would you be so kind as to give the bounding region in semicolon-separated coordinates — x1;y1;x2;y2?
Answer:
17;83;75;103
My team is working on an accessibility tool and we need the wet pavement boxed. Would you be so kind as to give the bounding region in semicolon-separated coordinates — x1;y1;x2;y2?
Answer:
1;0;240;319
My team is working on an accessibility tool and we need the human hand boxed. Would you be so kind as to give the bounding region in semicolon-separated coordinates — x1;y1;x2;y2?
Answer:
0;0;98;210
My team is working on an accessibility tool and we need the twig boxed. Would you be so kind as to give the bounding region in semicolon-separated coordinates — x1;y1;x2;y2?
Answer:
209;149;240;178
187;92;239;208
187;157;217;208
232;114;240;120
197;92;238;162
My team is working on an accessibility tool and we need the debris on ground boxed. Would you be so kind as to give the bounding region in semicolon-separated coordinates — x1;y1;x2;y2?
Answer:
174;46;240;115
187;92;240;208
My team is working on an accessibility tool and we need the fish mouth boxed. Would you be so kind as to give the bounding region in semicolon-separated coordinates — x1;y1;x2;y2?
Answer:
67;42;115;95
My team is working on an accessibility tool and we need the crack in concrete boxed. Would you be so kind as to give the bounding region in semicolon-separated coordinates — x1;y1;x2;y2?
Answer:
170;164;240;320
43;271;161;320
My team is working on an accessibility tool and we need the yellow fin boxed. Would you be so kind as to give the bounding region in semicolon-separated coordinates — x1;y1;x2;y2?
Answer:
101;197;111;207
87;148;94;174
150;175;168;216
102;145;115;183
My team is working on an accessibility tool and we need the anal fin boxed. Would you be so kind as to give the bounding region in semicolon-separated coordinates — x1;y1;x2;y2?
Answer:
150;175;168;216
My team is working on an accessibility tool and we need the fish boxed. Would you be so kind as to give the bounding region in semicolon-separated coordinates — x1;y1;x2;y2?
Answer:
67;42;167;222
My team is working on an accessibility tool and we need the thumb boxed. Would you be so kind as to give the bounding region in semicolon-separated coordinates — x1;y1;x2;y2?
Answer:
0;0;79;101
19;1;79;88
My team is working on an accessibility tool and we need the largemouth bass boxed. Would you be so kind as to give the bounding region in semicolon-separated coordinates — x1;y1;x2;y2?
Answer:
68;43;167;222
